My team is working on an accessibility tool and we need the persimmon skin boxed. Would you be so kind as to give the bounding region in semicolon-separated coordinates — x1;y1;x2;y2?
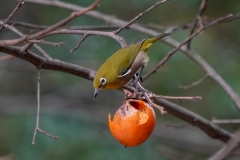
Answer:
108;99;156;147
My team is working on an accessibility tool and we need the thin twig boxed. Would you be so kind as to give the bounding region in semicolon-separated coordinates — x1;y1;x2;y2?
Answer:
28;39;65;46
20;43;34;54
187;0;208;48
212;118;240;124
113;0;169;34
179;74;209;89
5;20;121;30
0;0;24;32
148;21;195;33
222;12;240;22
164;124;192;129
46;29;127;47
32;69;41;145
4;20;49;30
0;0;101;46
152;95;202;102
154;98;233;142
208;129;240;160
70;34;89;53
197;15;204;33
0;21;52;59
37;128;58;139
143;14;233;80
32;69;58;145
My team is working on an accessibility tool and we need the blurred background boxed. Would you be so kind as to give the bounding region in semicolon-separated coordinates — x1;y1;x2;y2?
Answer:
0;0;240;159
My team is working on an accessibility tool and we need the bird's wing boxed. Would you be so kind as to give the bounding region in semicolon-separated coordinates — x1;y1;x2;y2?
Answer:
117;39;146;77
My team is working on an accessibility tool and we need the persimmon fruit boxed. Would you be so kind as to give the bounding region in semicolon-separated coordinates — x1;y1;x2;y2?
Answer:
108;99;156;147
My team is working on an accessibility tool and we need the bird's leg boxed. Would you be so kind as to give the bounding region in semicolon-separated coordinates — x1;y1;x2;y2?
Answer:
134;81;167;115
127;66;144;98
124;78;145;99
134;80;146;99
128;66;144;87
132;66;144;85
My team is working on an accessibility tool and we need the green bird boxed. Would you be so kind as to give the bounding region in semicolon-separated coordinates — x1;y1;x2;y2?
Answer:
93;33;169;98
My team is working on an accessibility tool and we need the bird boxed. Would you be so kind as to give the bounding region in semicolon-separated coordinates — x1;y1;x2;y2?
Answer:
93;33;169;98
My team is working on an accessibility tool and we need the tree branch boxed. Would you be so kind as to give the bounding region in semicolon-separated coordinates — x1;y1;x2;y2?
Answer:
212;118;240;124
0;0;24;32
1;0;239;149
179;74;209;89
0;45;234;144
24;1;240;113
70;34;89;53
4;20;122;30
0;20;52;59
0;0;101;46
0;45;96;80
113;0;169;34
32;69;58;145
208;129;240;160
47;29;126;47
187;0;208;48
143;14;232;80
155;98;233;143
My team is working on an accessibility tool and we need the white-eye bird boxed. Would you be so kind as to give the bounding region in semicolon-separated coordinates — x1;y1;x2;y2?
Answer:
93;33;169;98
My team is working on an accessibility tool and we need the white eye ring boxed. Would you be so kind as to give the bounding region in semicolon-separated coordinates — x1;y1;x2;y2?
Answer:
100;78;106;86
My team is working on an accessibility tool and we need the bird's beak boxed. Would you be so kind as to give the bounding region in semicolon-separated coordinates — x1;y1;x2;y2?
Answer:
94;88;100;99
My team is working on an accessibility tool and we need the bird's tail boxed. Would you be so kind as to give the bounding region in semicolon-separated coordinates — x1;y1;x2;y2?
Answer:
152;33;170;42
141;33;170;51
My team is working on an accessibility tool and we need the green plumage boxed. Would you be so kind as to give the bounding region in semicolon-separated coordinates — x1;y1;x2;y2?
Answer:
93;33;169;94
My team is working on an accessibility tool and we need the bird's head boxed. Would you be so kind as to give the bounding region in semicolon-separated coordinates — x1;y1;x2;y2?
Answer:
93;75;107;98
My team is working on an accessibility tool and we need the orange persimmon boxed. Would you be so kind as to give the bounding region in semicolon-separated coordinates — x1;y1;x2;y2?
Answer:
108;99;156;147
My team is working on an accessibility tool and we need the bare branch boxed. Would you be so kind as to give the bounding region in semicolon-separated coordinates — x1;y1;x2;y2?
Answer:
27;39;65;47
179;74;209;89
133;81;167;115
32;69;41;145
0;0;101;46
70;34;89;53
143;14;232;80
5;20;121;30
113;0;169;34
0;0;24;32
40;1;240;112
152;95;202;102
32;69;58;145
37;128;58;139
3;0;239;145
3;20;49;30
212;118;240;124
0;45;234;143
46;29;126;47
222;12;240;22
0;45;96;80
148;21;195;33
209;129;240;160
154;98;233;142
187;0;208;48
164;124;192;129
0;21;52;59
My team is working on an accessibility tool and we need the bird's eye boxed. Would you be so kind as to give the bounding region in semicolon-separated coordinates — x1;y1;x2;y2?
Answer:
100;78;107;86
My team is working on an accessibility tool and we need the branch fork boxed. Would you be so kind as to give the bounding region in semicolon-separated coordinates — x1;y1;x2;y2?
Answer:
123;80;202;115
